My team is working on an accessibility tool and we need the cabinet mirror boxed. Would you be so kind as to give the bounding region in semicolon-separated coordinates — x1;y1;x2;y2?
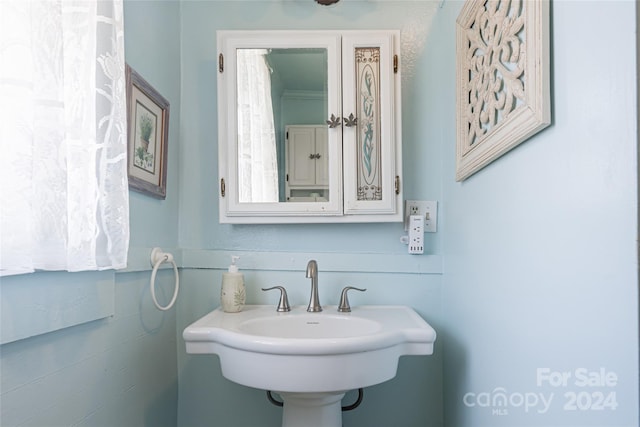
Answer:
218;30;402;223
237;48;329;204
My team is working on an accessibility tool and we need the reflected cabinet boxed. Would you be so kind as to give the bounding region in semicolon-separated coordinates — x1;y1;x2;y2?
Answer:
217;30;402;223
286;125;329;202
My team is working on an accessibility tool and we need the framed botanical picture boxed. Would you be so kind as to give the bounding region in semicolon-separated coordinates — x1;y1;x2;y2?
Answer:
455;0;551;181
126;64;170;198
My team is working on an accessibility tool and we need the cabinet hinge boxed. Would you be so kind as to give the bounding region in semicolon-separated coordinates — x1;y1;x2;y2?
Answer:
286;131;289;139
393;55;398;74
219;53;224;73
220;178;226;197
395;175;400;195
286;174;289;182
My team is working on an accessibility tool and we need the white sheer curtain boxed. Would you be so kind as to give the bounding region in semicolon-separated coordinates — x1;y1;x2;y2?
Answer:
0;0;129;276
236;49;279;203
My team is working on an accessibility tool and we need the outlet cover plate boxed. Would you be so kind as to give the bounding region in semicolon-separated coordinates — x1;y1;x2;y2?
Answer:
404;200;438;232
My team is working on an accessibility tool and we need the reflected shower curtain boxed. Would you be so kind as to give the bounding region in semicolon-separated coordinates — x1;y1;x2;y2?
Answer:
236;49;279;203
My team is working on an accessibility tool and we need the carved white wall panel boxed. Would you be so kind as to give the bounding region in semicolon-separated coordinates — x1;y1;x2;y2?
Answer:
456;0;551;181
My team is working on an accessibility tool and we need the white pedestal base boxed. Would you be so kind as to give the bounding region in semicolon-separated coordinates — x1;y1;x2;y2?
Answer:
278;392;345;427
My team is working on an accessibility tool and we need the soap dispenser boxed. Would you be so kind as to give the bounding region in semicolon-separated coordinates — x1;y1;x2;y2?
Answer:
221;256;246;313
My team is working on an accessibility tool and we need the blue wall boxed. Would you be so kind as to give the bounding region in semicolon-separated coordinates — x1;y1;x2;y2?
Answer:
0;1;182;426
437;1;639;427
177;0;443;254
176;1;638;427
176;1;446;426
0;1;637;427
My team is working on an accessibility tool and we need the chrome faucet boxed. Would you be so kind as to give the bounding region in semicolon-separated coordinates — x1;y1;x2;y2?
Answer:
305;259;322;312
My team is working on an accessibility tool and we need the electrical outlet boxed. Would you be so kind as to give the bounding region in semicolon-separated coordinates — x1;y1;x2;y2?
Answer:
408;215;424;254
404;200;438;233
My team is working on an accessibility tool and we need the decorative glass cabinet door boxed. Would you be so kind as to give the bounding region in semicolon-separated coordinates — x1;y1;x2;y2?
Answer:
341;32;399;216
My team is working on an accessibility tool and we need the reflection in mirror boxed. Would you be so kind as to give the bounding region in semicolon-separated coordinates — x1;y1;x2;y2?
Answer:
285;125;328;203
236;48;328;203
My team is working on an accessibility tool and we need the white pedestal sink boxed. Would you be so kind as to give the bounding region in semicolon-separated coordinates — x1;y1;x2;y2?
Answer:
183;305;436;427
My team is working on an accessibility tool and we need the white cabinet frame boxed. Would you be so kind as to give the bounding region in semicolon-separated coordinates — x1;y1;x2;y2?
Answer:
218;30;402;223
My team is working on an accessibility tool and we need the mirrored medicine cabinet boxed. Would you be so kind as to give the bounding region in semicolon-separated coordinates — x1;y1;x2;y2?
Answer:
217;30;402;224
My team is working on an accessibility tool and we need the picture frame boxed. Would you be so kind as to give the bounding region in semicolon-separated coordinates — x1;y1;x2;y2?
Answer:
126;64;170;198
455;0;551;181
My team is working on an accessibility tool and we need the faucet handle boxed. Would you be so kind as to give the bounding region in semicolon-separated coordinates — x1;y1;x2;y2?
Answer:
261;286;291;312
338;286;366;312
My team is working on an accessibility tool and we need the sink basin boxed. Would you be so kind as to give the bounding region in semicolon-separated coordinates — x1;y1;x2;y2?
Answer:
183;305;436;427
237;313;380;339
183;305;436;392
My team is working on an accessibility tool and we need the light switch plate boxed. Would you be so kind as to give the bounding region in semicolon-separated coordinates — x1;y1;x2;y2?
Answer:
404;200;438;233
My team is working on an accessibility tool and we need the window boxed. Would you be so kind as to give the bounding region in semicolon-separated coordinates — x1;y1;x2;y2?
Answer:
0;0;129;276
